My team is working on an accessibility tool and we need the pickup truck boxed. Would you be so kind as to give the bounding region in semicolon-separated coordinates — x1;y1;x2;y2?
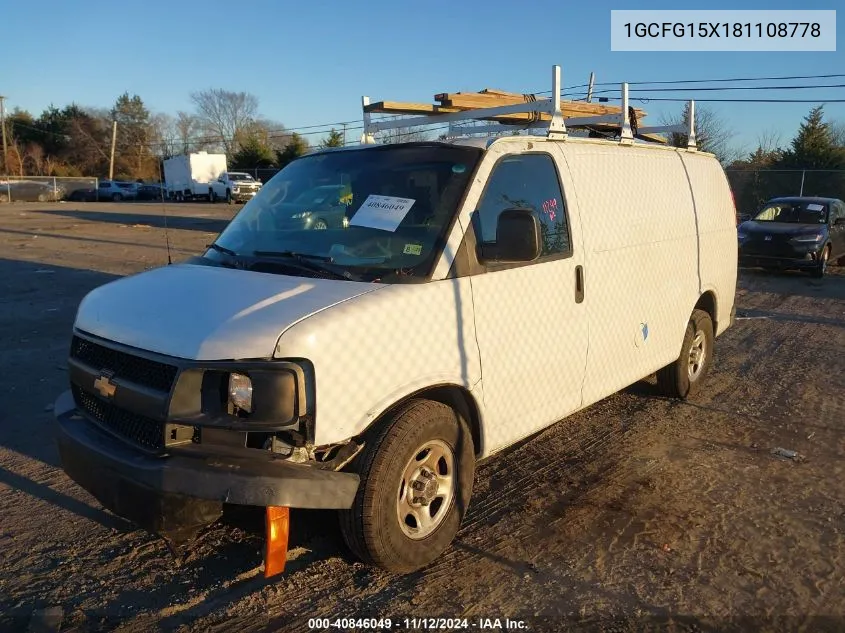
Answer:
211;172;263;204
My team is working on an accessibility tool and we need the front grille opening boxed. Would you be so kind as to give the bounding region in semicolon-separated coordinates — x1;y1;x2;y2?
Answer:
71;336;178;392
72;384;164;452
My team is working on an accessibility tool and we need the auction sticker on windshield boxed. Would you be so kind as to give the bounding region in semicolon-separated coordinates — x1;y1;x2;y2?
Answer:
807;204;824;211
349;195;416;232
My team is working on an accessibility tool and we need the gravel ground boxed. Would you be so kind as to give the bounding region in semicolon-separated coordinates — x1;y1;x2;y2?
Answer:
1;202;843;632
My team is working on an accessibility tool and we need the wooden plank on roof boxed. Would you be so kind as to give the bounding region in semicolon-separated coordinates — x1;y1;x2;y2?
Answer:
439;93;647;119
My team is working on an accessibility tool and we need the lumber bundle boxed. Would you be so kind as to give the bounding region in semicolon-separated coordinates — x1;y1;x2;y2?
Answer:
364;87;652;134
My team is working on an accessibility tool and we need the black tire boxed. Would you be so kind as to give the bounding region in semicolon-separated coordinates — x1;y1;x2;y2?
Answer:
339;399;475;574
112;192;122;202
0;193;8;203
209;189;216;203
226;189;233;205
656;308;714;399
312;218;329;230
811;245;830;278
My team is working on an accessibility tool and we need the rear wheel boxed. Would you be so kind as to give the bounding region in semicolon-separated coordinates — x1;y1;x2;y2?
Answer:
0;193;8;203
112;192;122;202
339;399;475;573
312;218;328;230
209;189;217;203
656;309;714;399
811;245;830;278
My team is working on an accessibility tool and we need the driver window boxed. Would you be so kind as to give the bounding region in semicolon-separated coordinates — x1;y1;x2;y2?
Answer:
476;153;571;257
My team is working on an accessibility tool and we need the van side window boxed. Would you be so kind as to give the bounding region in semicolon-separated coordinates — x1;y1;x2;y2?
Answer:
476;153;571;257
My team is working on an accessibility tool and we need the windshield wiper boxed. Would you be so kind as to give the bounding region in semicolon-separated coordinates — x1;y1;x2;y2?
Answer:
207;242;238;257
253;250;332;262
251;250;361;281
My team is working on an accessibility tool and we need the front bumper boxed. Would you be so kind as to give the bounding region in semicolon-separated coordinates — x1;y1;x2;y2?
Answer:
232;189;260;202
54;390;359;533
739;253;821;269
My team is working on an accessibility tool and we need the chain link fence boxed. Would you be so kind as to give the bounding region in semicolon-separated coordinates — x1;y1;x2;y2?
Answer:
725;169;845;220
4;169;845;212
0;176;99;203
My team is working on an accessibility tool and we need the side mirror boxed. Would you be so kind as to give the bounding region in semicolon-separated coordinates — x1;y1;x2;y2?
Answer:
478;208;542;263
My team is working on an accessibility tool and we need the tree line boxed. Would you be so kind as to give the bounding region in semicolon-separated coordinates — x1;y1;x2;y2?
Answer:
0;89;349;181
2;86;845;214
723;106;845;215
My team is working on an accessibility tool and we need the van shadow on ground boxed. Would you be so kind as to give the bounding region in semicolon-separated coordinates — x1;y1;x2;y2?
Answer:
36;209;231;234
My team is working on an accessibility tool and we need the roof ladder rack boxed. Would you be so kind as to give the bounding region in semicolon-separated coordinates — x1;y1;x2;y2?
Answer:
361;65;697;149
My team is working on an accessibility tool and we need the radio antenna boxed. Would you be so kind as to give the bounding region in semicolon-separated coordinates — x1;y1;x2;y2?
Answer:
157;159;173;265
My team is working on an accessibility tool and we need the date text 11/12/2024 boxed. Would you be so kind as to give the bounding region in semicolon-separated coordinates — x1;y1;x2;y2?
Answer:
307;617;528;630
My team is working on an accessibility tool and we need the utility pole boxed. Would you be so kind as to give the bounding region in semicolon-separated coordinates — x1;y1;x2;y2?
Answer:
586;72;595;103
109;120;117;180
0;95;8;175
342;122;347;146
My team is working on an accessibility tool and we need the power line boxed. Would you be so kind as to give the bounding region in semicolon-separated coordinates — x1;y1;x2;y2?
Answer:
533;72;845;95
587;83;845;96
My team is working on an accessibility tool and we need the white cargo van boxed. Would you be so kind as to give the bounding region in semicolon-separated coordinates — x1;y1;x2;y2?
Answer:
54;67;737;577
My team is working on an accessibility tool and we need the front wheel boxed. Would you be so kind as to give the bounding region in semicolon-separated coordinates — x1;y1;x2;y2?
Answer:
226;189;233;205
656;308;714;399
209;189;217;203
112;192;123;202
339;399;475;574
811;245;830;278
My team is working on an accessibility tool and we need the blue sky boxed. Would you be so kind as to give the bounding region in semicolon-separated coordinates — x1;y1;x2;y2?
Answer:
2;0;843;154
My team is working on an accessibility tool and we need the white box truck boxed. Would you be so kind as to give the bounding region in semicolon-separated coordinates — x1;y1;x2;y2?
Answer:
163;152;227;202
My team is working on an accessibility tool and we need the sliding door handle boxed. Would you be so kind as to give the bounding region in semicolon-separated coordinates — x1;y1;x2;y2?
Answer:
575;265;585;304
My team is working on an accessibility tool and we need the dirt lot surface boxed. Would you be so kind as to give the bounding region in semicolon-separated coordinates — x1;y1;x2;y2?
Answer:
1;202;843;632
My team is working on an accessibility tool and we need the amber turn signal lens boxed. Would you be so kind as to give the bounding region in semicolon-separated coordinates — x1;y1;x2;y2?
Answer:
264;506;290;578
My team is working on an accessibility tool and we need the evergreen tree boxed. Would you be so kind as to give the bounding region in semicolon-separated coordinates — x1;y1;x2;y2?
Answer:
276;133;310;168
232;135;277;168
111;93;156;178
778;106;845;170
319;128;344;148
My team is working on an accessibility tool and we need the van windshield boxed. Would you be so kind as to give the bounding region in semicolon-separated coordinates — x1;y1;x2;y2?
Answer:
210;143;481;282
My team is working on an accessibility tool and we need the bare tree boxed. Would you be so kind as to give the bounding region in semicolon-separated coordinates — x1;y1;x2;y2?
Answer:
190;89;259;154
174;111;204;152
830;120;845;147
23;143;44;175
755;127;784;155
149;113;177;159
661;104;743;165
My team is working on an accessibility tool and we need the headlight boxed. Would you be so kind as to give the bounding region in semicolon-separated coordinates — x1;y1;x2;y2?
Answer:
228;372;253;412
790;234;823;243
232;186;240;193
291;211;312;219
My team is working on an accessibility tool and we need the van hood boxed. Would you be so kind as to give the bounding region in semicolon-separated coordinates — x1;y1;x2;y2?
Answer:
74;263;379;360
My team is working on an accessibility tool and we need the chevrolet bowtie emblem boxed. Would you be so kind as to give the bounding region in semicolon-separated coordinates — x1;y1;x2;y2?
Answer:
93;372;117;398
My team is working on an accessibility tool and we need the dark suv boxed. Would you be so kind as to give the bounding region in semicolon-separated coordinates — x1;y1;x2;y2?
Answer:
738;196;845;278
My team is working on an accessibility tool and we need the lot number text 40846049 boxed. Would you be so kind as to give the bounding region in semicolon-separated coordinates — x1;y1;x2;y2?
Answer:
306;617;528;630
